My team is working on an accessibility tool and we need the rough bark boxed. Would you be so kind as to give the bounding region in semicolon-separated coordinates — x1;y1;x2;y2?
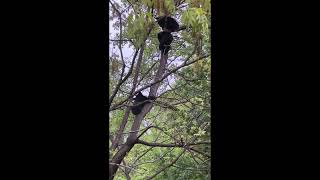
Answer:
111;45;145;151
109;54;168;179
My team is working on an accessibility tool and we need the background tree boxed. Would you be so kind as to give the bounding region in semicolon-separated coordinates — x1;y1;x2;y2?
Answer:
109;0;211;179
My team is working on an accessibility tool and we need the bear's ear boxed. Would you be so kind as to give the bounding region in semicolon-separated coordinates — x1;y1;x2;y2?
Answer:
155;16;164;20
135;92;145;99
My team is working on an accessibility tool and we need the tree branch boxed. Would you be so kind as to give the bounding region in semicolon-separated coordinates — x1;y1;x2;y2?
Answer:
133;148;175;167
109;53;210;111
137;60;159;85
109;0;126;105
109;49;139;106
109;18;155;110
189;147;211;158
134;53;210;96
172;164;209;171
146;149;186;180
110;39;133;43
109;163;134;170
136;139;210;148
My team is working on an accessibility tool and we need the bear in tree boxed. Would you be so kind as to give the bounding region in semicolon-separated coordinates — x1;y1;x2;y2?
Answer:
131;92;156;115
155;16;179;32
157;31;173;55
156;16;179;55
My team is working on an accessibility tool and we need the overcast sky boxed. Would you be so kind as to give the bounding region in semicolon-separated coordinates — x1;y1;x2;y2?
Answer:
109;1;183;95
109;1;134;61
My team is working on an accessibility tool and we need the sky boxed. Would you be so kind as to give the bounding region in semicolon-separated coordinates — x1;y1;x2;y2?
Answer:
109;0;135;61
109;0;184;95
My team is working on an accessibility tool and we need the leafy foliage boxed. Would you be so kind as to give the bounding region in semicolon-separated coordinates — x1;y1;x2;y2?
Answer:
109;0;211;179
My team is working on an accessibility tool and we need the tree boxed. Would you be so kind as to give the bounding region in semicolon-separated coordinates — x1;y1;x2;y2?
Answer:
108;0;211;179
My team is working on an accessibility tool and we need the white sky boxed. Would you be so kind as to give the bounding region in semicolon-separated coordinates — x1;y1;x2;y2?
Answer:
109;1;186;95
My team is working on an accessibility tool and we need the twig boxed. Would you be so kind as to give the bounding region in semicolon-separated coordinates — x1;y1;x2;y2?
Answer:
136;139;210;148
110;53;210;110
146;149;186;180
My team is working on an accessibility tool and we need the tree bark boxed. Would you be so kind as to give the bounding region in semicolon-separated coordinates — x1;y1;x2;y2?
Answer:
109;54;168;179
111;45;145;151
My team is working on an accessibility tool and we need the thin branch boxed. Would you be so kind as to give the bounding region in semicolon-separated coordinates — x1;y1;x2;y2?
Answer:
109;53;210;110
136;139;210;148
110;43;147;150
110;108;131;150
189;147;211;158
146;122;211;179
137;60;159;85
134;54;210;96
158;82;188;97
137;125;180;143
108;1;127;105
136;125;158;139
170;99;189;106
109;163;134;170
133;148;175;167
109;1;146;107
172;164;209;171
146;149;186;180
122;160;131;180
125;0;136;14
131;134;162;168
117;125;160;136
110;39;133;43
109;18;155;110
109;49;139;106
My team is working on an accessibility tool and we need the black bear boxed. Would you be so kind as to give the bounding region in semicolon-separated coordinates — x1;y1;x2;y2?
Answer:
155;16;179;32
157;31;173;55
156;16;179;55
131;92;156;115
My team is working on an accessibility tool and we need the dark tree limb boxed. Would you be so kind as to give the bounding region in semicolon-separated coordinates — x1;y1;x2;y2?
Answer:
134;53;209;95
109;53;210;111
111;30;148;151
109;53;169;179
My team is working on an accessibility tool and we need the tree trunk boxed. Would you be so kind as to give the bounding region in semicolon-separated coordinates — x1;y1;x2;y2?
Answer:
108;54;168;179
111;45;145;151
